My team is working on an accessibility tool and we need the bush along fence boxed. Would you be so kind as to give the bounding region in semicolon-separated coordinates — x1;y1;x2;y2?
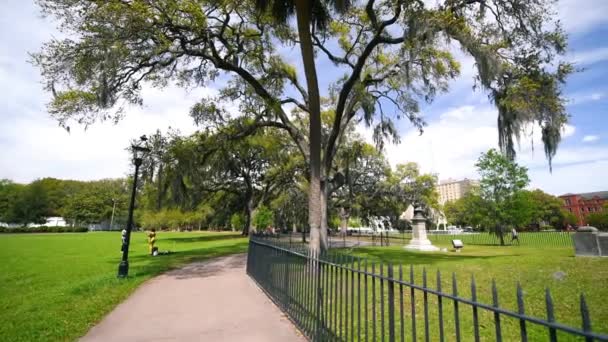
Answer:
247;237;608;342
0;226;89;233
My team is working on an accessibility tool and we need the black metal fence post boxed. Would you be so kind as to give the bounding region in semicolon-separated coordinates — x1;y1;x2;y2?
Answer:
517;283;528;342
388;264;396;342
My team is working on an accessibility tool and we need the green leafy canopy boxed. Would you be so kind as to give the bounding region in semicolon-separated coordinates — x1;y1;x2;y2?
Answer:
33;0;571;170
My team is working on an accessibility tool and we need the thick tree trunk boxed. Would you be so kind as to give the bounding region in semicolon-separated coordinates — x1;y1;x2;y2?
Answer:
156;162;163;211
295;0;325;253
498;225;505;246
243;209;251;236
320;181;329;247
243;192;254;236
339;206;350;235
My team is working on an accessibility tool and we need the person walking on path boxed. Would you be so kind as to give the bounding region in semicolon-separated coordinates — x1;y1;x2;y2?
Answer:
511;228;520;245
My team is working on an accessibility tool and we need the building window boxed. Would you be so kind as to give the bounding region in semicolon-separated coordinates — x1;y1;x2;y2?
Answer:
588;207;594;212
565;199;571;205
568;208;572;213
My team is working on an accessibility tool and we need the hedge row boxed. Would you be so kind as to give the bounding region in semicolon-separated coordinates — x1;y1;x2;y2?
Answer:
0;226;88;233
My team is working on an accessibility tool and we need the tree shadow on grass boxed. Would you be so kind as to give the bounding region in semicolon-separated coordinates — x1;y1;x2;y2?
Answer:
161;234;245;243
339;247;519;266
112;243;249;281
164;253;246;280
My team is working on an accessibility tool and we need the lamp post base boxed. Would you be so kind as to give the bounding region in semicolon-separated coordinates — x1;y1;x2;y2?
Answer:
117;260;129;278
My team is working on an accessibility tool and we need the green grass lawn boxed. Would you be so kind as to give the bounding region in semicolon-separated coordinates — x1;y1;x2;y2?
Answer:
0;231;248;342
336;243;608;341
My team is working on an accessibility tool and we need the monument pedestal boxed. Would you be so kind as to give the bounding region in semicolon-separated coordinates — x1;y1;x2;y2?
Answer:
404;237;440;251
404;205;439;252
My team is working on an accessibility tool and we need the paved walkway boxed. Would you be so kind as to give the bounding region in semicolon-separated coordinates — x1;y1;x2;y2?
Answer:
81;254;306;342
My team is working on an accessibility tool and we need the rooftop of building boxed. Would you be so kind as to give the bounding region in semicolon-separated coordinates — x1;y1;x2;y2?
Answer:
560;191;608;200
439;178;480;185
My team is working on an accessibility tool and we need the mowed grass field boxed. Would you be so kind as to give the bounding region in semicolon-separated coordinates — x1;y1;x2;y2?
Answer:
340;243;608;340
0;231;248;342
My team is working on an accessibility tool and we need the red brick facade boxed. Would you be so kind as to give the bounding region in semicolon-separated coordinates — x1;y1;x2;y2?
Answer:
559;192;608;226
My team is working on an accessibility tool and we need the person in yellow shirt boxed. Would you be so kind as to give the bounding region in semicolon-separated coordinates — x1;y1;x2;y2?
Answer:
147;229;157;255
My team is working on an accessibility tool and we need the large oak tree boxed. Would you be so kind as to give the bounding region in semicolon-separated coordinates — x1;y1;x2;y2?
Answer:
34;0;571;252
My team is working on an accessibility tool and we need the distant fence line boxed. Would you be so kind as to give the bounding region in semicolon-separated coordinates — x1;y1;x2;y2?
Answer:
326;231;574;248
428;231;573;247
268;230;574;249
247;237;607;342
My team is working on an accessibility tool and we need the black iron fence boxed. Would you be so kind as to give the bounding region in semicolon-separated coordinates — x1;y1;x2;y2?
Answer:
247;237;607;342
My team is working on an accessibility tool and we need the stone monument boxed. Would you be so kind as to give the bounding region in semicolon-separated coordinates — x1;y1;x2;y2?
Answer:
404;204;439;252
597;234;608;256
572;226;608;257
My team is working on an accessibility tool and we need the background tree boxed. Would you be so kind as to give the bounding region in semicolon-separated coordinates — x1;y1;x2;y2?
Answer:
269;181;309;234
135;126;301;234
476;148;530;245
562;210;578;228
62;179;130;226
138;130;170;211
0;180;25;223
443;197;467;227
199;129;300;234
587;204;608;231
255;0;352;251
329;138;389;234
230;213;246;232
253;205;274;231
525;189;571;229
0;178;129;227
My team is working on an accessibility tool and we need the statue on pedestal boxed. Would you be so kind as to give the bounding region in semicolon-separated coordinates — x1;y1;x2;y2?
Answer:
404;202;439;252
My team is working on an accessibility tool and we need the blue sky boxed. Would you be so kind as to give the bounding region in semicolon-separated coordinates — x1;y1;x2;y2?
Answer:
0;0;607;196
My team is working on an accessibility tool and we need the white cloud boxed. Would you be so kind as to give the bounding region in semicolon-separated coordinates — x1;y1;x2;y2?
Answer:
529;160;608;196
357;104;607;195
0;1;225;183
582;135;600;142
569;91;605;105
569;47;608;66
0;85;212;183
557;0;608;35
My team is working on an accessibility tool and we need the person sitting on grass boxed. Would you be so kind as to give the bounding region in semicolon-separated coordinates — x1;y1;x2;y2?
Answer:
511;228;519;245
147;229;157;255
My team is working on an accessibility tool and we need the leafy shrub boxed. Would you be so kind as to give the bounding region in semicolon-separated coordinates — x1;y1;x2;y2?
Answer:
230;213;245;231
587;212;608;231
140;207;214;231
0;226;88;233
253;205;274;231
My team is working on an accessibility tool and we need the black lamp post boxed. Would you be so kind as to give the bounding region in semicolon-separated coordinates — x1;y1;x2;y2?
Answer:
118;135;150;278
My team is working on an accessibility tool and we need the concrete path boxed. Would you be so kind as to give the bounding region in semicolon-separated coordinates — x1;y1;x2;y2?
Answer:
81;254;306;342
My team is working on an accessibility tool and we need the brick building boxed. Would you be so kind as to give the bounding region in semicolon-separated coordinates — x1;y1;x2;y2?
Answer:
559;191;608;226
